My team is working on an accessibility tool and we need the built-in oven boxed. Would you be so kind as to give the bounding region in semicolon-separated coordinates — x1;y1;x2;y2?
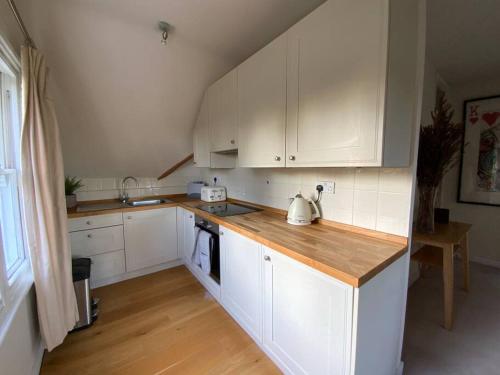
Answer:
194;215;220;284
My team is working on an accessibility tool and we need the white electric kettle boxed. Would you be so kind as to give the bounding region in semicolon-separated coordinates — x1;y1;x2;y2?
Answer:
287;192;320;225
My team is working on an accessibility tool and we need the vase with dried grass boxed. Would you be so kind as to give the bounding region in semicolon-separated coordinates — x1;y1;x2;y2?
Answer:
416;90;464;233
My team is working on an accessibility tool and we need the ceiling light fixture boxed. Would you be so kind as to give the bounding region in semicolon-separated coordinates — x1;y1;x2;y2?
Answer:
158;21;171;45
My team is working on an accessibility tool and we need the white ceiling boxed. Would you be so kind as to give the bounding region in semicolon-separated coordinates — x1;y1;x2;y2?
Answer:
14;0;325;177
427;0;500;87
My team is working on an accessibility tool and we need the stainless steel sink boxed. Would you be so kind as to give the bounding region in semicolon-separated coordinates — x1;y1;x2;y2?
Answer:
126;198;173;207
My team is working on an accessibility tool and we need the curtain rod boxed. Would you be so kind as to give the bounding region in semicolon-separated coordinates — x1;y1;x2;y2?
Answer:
6;0;36;48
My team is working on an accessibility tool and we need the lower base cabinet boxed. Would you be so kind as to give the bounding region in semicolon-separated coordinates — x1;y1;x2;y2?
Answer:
89;250;126;285
124;207;178;272
263;246;353;375
220;227;263;342
207;225;407;375
183;209;195;262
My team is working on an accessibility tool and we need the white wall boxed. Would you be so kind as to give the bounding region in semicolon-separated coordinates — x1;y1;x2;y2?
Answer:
13;0;324;178
439;78;500;266
203;167;413;237
419;51;500;266
0;288;43;375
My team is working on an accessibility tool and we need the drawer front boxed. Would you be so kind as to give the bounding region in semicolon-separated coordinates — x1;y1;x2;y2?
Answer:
70;225;124;257
90;250;126;284
68;213;123;232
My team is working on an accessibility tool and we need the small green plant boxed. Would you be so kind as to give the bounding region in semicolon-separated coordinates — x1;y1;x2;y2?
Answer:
65;176;83;196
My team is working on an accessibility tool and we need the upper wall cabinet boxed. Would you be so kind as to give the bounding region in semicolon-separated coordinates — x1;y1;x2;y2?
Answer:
286;0;417;167
208;69;238;152
237;34;287;167
193;93;210;167
194;93;237;169
195;0;419;168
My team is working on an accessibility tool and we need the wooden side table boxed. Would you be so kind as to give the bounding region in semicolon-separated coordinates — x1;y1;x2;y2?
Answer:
412;222;472;330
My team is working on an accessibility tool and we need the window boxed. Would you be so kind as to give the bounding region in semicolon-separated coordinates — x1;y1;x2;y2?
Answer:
0;36;31;328
0;70;25;280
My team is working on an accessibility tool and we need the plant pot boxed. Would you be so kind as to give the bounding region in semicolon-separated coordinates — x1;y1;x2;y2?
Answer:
66;194;78;209
416;185;438;233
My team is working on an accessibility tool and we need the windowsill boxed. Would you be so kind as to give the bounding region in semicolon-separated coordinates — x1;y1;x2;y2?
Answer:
0;261;34;343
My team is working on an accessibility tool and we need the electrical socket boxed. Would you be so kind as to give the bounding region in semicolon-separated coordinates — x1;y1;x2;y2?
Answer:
318;181;335;194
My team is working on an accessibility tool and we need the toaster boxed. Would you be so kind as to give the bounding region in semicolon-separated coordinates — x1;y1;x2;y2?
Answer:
201;186;226;202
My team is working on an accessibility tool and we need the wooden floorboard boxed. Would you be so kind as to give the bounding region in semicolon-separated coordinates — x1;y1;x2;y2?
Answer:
41;266;280;374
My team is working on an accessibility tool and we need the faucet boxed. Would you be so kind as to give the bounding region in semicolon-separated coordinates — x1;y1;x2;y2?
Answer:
120;176;139;203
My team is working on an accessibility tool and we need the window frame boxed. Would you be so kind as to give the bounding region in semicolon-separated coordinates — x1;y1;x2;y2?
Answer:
0;35;33;342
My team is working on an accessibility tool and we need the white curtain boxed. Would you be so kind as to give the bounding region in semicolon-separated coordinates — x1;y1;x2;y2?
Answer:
20;46;78;351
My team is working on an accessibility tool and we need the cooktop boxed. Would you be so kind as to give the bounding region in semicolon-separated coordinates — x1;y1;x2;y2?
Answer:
196;202;261;217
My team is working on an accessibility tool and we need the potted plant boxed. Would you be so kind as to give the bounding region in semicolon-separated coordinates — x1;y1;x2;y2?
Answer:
65;176;83;209
416;90;464;233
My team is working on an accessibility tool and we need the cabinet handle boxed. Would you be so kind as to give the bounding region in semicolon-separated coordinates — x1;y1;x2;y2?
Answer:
289;155;295;161
87;234;92;239
274;156;281;161
189;215;193;219
86;220;91;225
264;255;271;262
127;216;132;220
230;139;235;145
219;231;224;236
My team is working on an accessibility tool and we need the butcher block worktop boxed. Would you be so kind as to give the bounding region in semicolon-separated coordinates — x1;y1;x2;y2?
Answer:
67;195;408;287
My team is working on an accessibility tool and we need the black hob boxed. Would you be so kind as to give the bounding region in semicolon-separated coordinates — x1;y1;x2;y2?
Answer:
196;202;261;217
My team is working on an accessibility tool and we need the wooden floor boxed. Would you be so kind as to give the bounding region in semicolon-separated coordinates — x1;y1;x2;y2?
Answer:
41;266;280;374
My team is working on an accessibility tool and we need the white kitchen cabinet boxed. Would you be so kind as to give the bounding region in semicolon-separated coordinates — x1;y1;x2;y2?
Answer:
70;225;124;257
68;212;123;232
89;250;126;286
196;0;418;168
193;93;211;167
176;207;185;259
124;207;178;272
183;223;408;374
285;0;418;167
183;209;195;262
208;69;238;152
262;246;353;375
220;226;263;342
237;34;287;167
194;92;236;168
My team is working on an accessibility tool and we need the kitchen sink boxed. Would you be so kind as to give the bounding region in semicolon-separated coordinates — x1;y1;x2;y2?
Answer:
126;198;173;207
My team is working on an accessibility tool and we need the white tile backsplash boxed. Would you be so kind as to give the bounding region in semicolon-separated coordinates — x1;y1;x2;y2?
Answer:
75;163;413;237
74;163;202;202
203;167;413;236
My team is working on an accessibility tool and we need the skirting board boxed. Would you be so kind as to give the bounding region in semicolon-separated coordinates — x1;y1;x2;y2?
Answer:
470;256;500;269
91;259;184;289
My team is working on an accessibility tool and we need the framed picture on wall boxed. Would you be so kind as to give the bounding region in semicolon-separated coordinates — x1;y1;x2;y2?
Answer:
458;95;500;206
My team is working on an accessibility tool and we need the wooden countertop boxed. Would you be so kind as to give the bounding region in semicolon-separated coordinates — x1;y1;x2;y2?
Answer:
68;195;408;287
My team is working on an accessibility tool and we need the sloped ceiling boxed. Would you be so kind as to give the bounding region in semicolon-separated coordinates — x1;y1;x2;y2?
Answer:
13;0;325;177
427;0;500;87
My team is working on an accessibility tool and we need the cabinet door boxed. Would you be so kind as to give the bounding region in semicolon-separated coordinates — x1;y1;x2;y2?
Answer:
220;227;263;342
286;0;388;167
183;210;195;262
193;93;211;167
176;207;185;259
208;69;238;152
263;246;353;375
124;207;178;272
238;34;286;167
90;250;126;287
